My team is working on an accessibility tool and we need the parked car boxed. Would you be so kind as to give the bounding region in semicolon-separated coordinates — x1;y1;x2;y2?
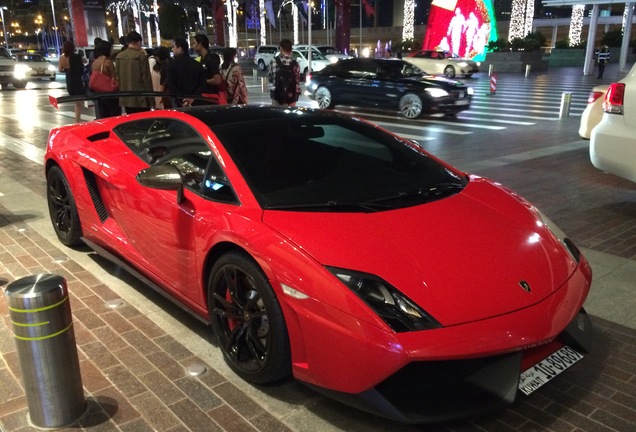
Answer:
579;85;608;139
306;58;473;118
403;49;480;78
294;44;352;63
254;44;278;71
0;47;17;89
291;47;331;78
44;104;592;423
12;53;57;88
590;64;636;182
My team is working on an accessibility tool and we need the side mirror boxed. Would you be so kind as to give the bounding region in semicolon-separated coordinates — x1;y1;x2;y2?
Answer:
136;164;184;204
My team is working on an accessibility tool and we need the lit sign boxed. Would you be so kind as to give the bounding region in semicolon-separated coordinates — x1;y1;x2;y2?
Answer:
423;0;497;61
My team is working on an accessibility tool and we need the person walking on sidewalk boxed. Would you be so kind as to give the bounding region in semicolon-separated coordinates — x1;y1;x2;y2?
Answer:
58;41;87;123
595;45;610;79
268;38;301;107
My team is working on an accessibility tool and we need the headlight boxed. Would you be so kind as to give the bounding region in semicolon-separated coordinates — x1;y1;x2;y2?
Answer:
329;57;338;63
13;64;30;80
534;208;581;263
48;64;56;72
326;267;441;332
425;87;450;98
467;87;474;95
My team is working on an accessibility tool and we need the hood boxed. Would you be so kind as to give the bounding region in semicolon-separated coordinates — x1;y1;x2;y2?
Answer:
262;179;577;326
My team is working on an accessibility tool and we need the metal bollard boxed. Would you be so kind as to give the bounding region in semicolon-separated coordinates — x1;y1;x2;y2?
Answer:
559;92;572;117
252;69;258;84
5;274;86;429
525;64;531;77
261;76;268;93
488;64;494;76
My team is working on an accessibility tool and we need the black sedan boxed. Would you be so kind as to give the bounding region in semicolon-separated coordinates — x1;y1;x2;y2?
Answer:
306;58;473;119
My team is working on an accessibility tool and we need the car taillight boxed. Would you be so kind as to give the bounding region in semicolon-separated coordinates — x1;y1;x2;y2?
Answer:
587;91;604;104
602;83;625;114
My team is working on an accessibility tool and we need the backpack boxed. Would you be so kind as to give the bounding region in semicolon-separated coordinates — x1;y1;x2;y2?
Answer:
274;57;298;104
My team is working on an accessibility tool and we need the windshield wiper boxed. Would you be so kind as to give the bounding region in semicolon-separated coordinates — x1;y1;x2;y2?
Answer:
263;200;392;212
369;182;464;204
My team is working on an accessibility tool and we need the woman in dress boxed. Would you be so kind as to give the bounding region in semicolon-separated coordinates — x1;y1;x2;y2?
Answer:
220;48;248;105
58;41;86;123
90;41;120;118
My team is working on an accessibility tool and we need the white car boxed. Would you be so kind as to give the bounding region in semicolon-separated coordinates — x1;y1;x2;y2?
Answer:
294;45;352;63
254;44;278;71
291;48;331;78
578;84;608;139
403;49;480;78
590;63;636;183
12;53;57;88
0;47;17;89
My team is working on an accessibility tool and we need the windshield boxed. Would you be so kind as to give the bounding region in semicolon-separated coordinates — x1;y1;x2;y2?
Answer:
18;54;45;62
297;49;327;61
212;116;466;212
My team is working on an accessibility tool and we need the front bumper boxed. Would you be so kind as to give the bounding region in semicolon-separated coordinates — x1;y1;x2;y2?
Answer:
303;308;592;423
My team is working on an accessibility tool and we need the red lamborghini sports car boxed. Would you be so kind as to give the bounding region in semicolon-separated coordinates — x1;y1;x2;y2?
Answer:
44;106;592;423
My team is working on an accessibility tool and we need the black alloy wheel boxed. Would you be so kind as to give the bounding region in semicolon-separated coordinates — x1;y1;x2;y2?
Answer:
46;166;82;246
209;252;291;384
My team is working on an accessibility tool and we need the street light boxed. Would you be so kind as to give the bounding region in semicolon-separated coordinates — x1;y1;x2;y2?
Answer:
49;0;59;57
0;7;8;49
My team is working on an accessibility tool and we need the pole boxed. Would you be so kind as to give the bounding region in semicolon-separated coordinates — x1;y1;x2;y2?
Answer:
308;1;312;77
0;8;8;49
50;0;59;57
359;1;362;56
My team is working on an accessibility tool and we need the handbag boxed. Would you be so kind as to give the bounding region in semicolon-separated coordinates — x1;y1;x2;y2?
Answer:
89;59;118;93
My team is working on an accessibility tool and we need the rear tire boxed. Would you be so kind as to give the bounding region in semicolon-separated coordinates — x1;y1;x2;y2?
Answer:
314;86;334;109
258;60;267;71
444;66;456;78
399;93;423;119
46;166;82;246
209;252;291;384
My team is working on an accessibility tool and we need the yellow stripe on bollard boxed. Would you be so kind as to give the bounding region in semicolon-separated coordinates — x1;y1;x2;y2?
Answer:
8;296;68;313
11;321;51;327
12;323;74;341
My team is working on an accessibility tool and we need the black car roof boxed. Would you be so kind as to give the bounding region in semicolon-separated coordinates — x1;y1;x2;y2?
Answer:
184;105;351;127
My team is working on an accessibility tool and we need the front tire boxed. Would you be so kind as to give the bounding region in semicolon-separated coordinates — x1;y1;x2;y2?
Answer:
314;86;334;109
12;80;27;89
209;252;291;384
399;93;423;119
258;60;266;71
46;165;82;246
444;66;456;78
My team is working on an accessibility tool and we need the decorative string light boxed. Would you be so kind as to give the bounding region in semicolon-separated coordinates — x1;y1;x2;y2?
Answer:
524;0;535;36
569;5;584;46
403;0;415;40
293;2;298;45
509;0;526;40
260;0;266;45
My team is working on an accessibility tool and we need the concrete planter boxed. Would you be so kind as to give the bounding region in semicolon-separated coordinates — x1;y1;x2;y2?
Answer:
481;51;549;74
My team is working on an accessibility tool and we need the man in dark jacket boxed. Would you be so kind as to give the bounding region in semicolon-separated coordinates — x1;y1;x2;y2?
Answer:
166;37;206;107
193;34;222;96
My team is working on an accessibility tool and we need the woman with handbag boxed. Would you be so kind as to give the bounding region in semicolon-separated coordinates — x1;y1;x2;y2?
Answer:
90;41;120;119
58;41;86;123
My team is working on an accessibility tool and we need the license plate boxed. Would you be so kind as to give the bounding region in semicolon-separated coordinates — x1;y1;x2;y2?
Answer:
455;99;469;105
518;346;583;395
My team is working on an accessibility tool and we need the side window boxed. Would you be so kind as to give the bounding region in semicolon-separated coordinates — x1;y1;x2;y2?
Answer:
114;118;212;193
201;158;238;203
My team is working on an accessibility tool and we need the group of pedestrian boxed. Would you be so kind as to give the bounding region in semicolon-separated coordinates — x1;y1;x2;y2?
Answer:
58;33;302;123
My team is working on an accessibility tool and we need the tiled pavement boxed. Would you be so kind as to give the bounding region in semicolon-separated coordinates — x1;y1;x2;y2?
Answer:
1;70;635;432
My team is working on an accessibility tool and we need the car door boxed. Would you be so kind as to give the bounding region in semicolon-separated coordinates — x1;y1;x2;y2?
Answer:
336;59;383;106
108;118;235;304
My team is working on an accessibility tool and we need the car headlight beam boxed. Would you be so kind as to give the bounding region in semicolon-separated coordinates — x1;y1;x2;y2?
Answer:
425;88;450;98
327;266;441;332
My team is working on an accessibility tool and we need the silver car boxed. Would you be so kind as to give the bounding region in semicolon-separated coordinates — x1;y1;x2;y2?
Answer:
13;53;57;88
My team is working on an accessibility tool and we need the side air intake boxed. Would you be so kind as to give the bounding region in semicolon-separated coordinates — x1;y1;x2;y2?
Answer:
82;168;109;223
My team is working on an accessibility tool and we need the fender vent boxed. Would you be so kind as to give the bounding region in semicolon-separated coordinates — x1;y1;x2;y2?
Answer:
82;168;109;223
87;131;111;142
